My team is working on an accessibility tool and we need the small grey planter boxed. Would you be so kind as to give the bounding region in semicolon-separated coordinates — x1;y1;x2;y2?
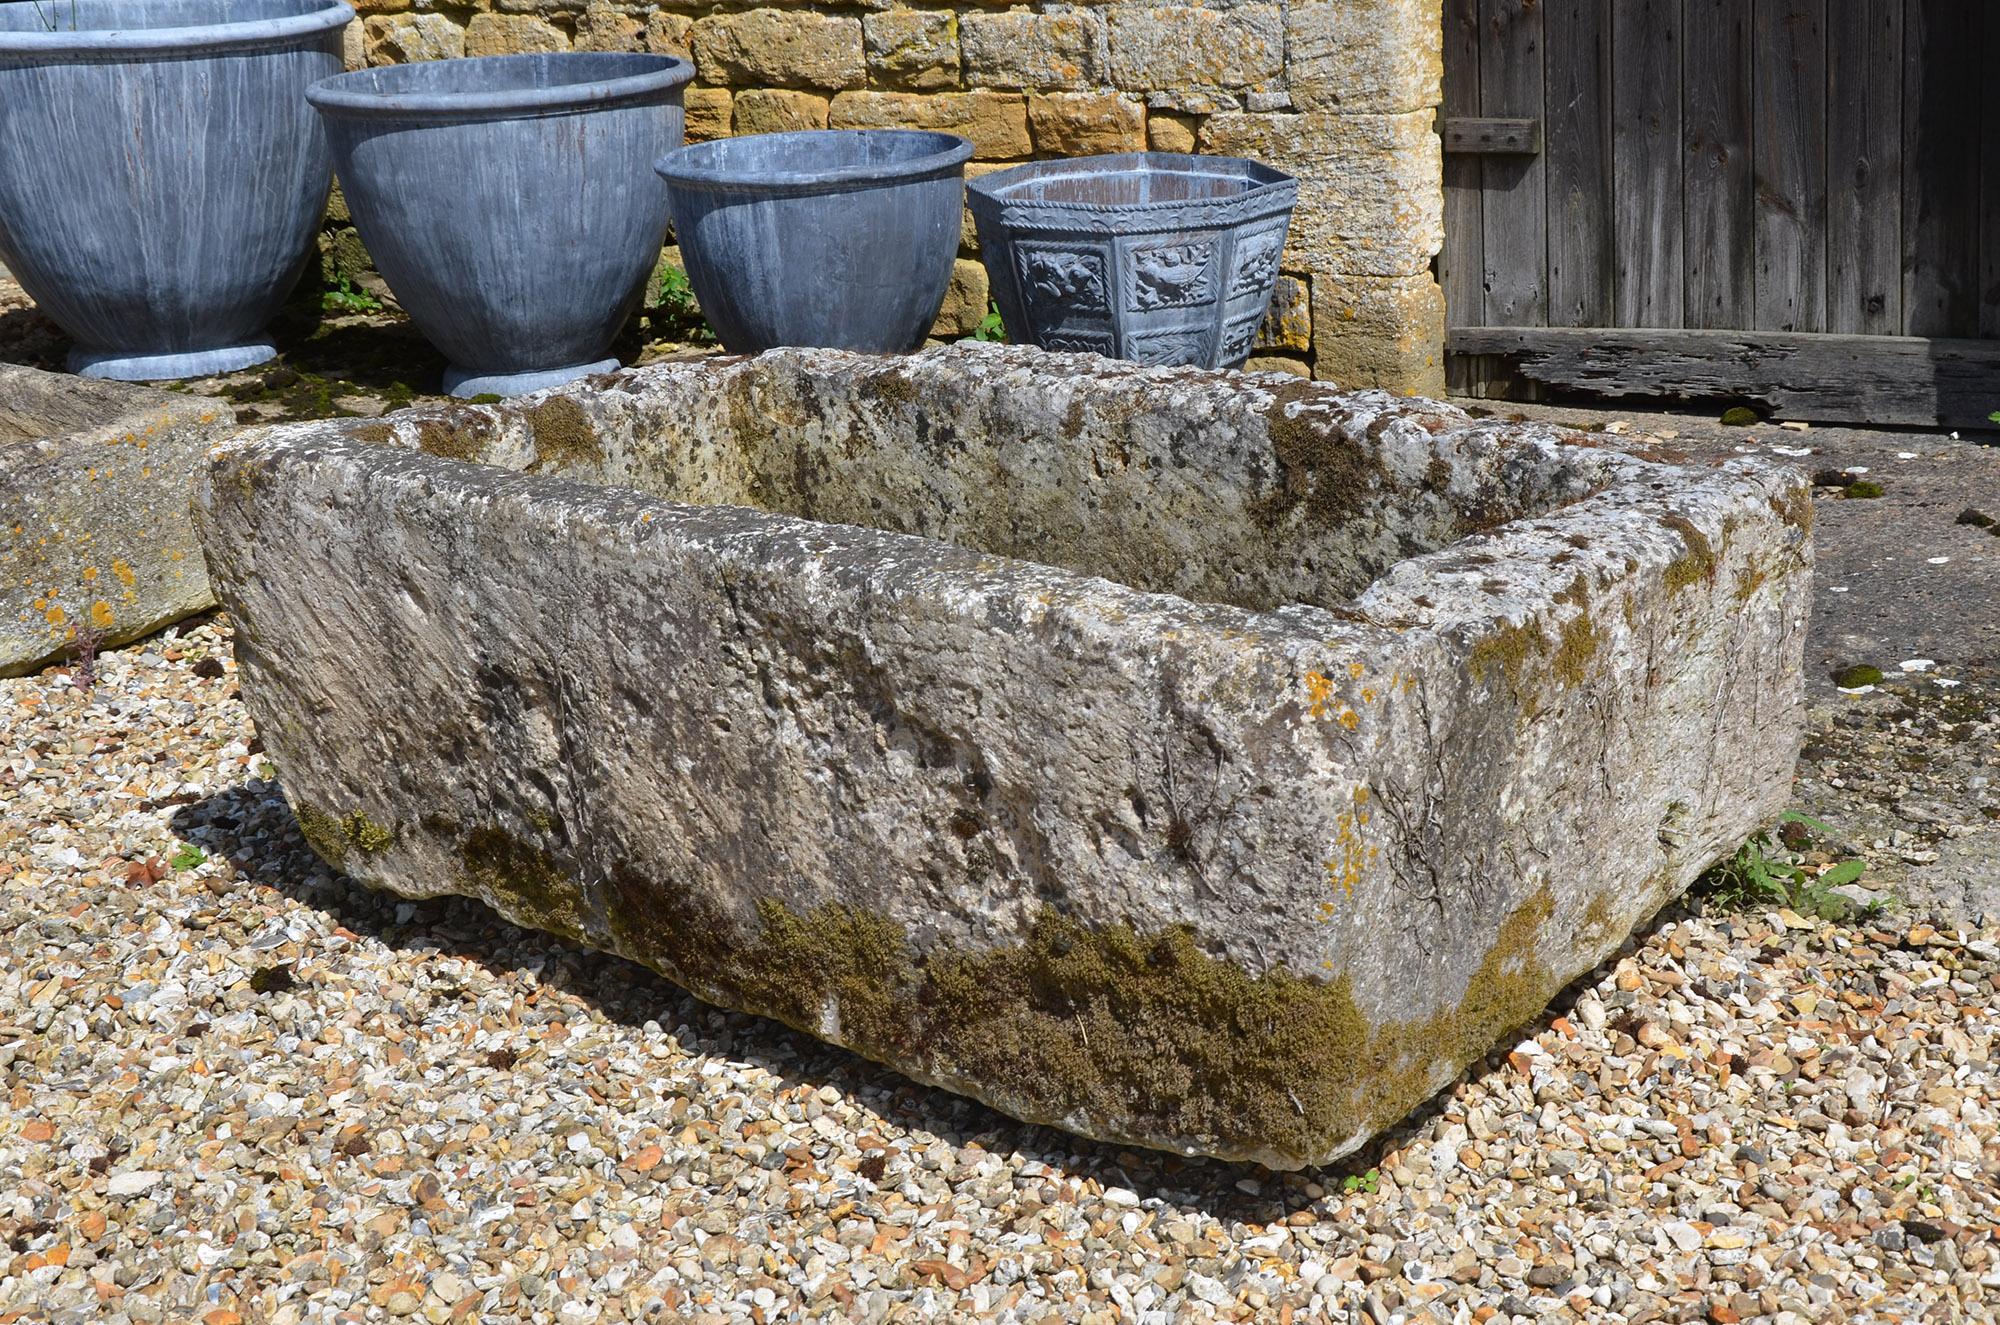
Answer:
655;130;972;355
308;53;693;399
969;153;1299;371
0;0;353;381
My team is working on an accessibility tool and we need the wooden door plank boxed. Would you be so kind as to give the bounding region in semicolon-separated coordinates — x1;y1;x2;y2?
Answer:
1904;0;1980;336
1751;0;1828;332
1683;0;1755;330
1826;0;1904;336
1980;8;2000;337
1441;0;1485;334
1611;0;1683;327
1476;0;1549;328
1544;0;1613;328
1448;325;2000;427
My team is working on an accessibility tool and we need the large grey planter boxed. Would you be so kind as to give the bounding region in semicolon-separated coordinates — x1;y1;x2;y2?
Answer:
969;153;1298;370
307;53;694;399
655;130;972;355
0;0;352;381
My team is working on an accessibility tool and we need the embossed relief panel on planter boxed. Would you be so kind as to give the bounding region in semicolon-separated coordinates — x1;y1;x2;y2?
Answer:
1013;242;1115;355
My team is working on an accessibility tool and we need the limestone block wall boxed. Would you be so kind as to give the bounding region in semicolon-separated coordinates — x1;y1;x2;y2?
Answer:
332;0;1445;392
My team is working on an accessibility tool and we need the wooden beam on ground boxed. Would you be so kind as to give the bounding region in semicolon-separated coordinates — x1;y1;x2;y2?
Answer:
1446;326;2000;428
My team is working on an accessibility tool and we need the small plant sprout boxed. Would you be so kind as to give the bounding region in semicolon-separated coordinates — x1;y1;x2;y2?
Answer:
169;843;208;872
1697;812;1873;921
971;301;1007;344
321;276;381;315
66;611;107;696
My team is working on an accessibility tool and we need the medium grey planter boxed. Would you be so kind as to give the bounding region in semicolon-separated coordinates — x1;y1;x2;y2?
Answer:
655;130;972;355
969;153;1299;371
0;0;353;381
308;53;693;398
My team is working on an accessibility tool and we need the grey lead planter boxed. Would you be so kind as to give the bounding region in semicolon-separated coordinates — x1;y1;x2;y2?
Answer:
308;53;694;398
0;0;352;381
969;153;1298;370
656;130;972;355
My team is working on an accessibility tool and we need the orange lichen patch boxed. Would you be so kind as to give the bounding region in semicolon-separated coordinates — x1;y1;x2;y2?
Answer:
89;601;115;630
43;604;65;626
1323;786;1379;908
1304;670;1334;719
81;566;99;582
112;559;135;587
1347;662;1364;679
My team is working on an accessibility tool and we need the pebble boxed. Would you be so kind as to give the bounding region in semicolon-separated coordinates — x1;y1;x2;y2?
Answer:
2;617;1997;1323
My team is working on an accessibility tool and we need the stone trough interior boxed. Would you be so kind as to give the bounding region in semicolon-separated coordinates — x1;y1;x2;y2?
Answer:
350;347;1646;614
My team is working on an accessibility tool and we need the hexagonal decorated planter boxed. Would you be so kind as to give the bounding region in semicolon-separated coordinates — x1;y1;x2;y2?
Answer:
969;153;1299;370
0;0;352;381
194;346;1811;1168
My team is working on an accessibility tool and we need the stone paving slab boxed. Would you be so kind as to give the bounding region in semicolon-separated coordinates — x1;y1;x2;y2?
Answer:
0;365;234;677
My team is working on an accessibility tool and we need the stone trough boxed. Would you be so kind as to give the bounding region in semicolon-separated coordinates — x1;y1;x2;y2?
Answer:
2;364;233;676
193;345;1811;1168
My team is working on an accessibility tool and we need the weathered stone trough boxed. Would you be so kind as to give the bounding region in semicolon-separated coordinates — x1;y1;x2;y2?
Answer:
193;345;1811;1168
3;364;233;676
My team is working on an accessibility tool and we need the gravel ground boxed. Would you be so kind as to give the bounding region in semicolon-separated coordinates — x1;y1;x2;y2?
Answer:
4;619;1999;1324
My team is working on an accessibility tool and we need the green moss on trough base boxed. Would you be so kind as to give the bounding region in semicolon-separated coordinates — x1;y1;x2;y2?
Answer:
595;845;1561;1163
293;803;394;865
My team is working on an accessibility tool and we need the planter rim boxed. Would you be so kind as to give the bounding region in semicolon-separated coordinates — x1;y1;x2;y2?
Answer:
0;0;351;56
306;51;693;121
968;151;1298;215
656;129;974;197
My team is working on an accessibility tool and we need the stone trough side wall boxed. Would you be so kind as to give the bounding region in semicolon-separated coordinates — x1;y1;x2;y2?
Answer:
331;0;1445;392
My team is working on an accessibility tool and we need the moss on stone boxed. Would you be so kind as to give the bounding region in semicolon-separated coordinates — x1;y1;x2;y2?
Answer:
408;413;495;463
1256;381;1379;529
294;802;351;865
1831;663;1884;689
1659;514;1717;594
1467;617;1548;708
1551;607;1600;689
460;826;588;944
523;397;603;472
866;368;922;406
1770;486;1814;533
1842;480;1884;499
598;858;1559;1162
292;803;394;865
347;424;396;446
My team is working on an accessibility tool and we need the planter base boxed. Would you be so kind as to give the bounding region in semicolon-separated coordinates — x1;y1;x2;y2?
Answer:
444;359;619;400
70;343;278;382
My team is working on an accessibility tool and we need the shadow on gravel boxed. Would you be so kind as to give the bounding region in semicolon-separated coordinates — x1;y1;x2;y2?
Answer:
171;778;1667;1224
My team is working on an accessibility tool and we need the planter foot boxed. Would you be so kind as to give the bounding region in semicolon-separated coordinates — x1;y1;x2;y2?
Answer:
69;344;278;382
445;360;620;400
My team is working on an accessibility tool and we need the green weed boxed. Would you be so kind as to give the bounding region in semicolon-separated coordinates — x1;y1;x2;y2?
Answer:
1696;812;1874;921
169;843;207;872
321;277;381;315
970;301;1008;344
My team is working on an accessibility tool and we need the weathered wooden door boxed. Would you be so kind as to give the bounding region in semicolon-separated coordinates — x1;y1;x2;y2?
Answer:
1442;0;2000;426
